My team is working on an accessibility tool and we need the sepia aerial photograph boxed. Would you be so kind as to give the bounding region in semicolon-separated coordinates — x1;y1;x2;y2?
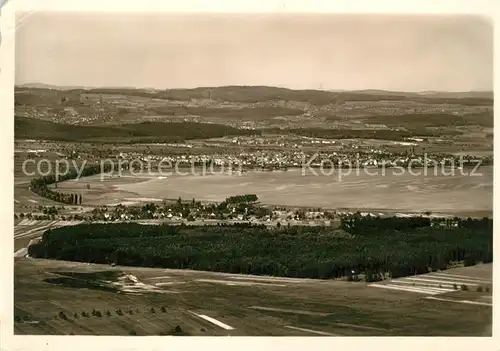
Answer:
12;12;493;337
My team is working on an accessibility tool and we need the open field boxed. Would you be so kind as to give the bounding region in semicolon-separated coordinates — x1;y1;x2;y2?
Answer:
49;166;493;216
14;259;492;336
13;155;144;210
369;264;493;296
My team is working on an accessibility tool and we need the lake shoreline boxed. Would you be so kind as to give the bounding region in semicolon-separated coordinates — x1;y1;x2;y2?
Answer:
52;166;493;217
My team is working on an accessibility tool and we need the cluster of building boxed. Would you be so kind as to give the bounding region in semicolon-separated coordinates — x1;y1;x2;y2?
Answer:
15;200;341;227
16;200;466;228
106;149;490;171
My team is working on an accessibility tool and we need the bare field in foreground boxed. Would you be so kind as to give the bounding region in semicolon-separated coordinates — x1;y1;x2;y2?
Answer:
14;259;492;336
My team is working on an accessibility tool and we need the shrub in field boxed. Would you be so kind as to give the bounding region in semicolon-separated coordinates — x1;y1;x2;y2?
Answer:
485;287;490;293
74;313;79;319
461;284;469;291
453;284;458;290
200;328;206;332
174;325;183;333
116;309;123;316
161;306;166;313
58;312;68;320
128;310;134;315
150;308;155;313
95;311;102;317
91;309;97;316
14;316;21;323
476;286;484;292
128;330;137;336
106;311;111;317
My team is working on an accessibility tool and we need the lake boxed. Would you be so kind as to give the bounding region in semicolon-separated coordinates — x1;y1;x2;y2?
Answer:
115;166;493;216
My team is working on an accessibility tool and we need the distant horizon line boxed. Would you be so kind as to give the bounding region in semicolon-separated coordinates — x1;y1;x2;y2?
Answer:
14;82;493;94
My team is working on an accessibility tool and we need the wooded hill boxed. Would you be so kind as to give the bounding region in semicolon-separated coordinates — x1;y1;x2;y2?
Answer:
17;85;493;106
15;117;259;143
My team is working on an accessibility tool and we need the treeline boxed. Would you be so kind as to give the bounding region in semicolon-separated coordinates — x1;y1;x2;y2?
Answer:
225;194;259;204
340;213;492;234
341;214;432;233
15;117;259;143
341;94;492;106
286;128;460;141
28;216;492;280
361;113;493;128
29;162;119;205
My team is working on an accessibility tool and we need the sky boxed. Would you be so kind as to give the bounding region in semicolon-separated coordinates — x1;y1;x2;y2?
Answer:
15;12;493;92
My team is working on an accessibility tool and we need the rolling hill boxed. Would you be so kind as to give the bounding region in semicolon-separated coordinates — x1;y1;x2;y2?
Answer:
16;85;494;106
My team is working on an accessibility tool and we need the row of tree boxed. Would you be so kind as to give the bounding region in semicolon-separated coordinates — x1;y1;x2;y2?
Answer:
29;161;120;205
66;193;83;205
28;216;492;280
